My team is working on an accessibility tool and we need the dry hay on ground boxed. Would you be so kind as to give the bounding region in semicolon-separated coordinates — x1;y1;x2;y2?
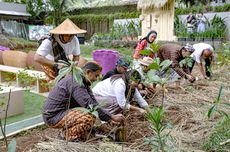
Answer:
159;64;230;150
34;139;142;152
32;64;230;152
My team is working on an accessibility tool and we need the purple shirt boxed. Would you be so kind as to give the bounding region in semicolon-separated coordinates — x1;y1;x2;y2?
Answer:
42;75;111;126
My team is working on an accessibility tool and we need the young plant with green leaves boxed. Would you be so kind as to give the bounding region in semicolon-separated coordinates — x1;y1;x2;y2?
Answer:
216;42;230;66
18;70;36;88
179;56;194;68
203;86;230;151
54;60;83;86
207;86;229;120
140;43;160;55
202;116;230;151
145;58;172;106
144;107;172;152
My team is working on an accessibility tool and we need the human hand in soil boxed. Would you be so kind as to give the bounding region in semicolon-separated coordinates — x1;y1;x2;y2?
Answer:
146;87;155;94
57;62;67;69
187;74;195;83
200;75;206;80
144;107;151;113
138;108;147;114
130;81;139;88
202;75;210;80
110;114;125;125
138;83;144;90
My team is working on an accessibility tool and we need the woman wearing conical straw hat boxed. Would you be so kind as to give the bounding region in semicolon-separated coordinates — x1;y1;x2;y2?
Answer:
34;18;87;81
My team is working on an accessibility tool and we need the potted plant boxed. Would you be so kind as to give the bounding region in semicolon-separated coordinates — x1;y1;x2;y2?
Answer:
18;70;36;88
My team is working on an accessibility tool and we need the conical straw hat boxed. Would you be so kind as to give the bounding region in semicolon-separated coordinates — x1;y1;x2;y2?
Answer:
50;18;87;34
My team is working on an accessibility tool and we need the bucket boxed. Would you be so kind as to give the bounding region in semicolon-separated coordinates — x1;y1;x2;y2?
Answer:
0;45;10;51
92;50;120;75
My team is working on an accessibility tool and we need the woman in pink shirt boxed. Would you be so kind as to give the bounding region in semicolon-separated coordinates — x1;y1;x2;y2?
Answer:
133;30;157;59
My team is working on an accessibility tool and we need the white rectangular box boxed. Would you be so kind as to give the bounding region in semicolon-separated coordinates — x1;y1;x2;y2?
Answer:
0;87;24;118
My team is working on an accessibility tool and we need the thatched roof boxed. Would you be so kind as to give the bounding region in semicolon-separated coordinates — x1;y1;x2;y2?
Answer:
137;0;169;10
66;0;138;10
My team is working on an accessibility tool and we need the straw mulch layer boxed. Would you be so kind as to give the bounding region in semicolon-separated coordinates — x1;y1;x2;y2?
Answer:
34;140;143;152
14;65;230;151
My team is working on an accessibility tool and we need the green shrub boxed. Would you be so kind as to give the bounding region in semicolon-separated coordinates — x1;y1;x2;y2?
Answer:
175;14;227;39
0;37;38;51
62;12;140;25
175;4;230;15
222;3;230;12
18;70;37;87
68;4;138;15
214;5;223;12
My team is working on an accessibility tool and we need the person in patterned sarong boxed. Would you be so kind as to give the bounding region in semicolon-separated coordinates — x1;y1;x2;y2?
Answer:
34;18;86;81
42;62;125;141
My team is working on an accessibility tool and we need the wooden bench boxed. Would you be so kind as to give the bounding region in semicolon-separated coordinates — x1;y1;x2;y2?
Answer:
0;65;47;93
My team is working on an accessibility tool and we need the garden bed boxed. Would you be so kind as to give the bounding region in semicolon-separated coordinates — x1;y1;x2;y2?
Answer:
0;64;229;151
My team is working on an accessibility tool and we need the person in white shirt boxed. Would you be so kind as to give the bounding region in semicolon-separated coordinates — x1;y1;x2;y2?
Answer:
92;70;150;115
190;43;215;79
34;18;86;81
197;13;206;33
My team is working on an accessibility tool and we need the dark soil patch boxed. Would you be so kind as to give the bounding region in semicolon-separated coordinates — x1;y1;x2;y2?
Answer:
0;111;152;152
0;126;58;152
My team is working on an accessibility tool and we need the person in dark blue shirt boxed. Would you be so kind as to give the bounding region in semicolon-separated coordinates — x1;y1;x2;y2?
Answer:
102;58;130;80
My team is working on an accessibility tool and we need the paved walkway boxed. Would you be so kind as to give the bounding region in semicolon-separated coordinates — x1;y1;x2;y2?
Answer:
0;115;44;139
0;83;47;139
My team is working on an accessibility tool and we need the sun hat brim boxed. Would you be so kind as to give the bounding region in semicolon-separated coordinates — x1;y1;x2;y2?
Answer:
49;18;87;34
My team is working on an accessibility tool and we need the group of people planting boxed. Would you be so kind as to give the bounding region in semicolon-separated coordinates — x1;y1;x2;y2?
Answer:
35;19;215;141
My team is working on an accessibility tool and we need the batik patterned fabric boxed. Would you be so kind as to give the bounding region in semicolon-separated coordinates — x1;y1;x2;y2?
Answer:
50;109;96;141
41;65;57;81
40;36;70;81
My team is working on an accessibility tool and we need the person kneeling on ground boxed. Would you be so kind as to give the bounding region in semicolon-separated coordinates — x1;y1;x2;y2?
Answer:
42;62;125;141
93;70;150;115
157;43;196;87
102;58;130;80
137;57;156;98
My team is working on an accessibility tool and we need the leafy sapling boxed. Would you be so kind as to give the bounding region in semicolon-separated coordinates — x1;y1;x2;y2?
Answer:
144;107;175;152
179;57;194;68
207;86;229;120
54;60;83;86
140;43;160;56
144;58;172;106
